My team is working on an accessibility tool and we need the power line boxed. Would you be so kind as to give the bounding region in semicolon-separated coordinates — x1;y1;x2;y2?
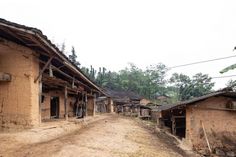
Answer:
169;55;236;69
211;74;236;79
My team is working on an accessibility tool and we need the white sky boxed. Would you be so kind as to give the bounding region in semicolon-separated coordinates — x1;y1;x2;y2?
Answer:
1;0;236;89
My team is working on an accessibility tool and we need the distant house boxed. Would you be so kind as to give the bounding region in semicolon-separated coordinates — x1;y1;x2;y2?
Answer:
148;105;162;122
104;89;142;112
0;19;103;129
157;91;236;154
140;98;151;106
95;96;114;113
103;89;152;117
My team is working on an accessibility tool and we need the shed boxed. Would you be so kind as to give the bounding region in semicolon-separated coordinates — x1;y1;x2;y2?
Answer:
158;91;236;154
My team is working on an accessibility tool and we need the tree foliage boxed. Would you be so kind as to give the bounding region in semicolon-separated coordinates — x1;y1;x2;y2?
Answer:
220;64;236;74
69;46;80;66
81;63;215;102
226;79;236;91
169;73;214;101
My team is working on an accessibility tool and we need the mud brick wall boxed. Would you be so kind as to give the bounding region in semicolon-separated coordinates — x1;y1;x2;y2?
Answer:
107;98;114;113
150;111;161;122
67;96;75;117
41;91;75;120
185;96;236;152
140;99;151;106
87;96;95;116
0;39;39;129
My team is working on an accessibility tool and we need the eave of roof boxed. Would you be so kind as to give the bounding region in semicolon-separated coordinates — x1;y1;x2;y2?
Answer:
103;88;143;100
0;18;104;94
159;91;236;111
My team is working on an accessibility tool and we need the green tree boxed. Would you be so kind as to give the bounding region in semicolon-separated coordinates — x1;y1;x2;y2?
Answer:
69;46;80;66
170;73;214;101
220;47;236;74
226;79;236;91
169;73;192;100
220;64;236;74
60;42;66;53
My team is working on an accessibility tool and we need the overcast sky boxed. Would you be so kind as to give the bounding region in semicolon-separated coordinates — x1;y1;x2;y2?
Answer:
1;0;236;89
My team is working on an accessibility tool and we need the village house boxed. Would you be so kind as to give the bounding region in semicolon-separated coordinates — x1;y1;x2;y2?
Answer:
104;89;142;114
157;90;236;155
0;19;104;129
147;104;162;122
95;96;114;113
139;98;151;106
103;89;152;118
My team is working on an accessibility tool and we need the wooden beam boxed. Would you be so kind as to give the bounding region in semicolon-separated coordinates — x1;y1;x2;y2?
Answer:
16;31;52;54
39;60;93;91
34;56;54;83
49;64;53;77
0;72;11;81
2;27;27;44
197;106;236;111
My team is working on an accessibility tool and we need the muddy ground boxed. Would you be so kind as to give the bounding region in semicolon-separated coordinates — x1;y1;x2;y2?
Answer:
0;114;198;157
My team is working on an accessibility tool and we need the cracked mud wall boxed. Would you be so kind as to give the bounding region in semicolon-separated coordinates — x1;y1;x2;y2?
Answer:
0;39;39;129
185;96;236;152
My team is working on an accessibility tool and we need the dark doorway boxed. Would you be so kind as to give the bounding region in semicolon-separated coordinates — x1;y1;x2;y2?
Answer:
50;96;59;118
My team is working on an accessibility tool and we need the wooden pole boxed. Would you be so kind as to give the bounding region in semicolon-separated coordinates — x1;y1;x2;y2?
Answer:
172;116;176;135
93;94;96;116
85;92;88;117
49;64;53;77
75;92;79;117
72;77;75;88
81;92;84;118
38;60;94;92
201;120;212;153
38;76;42;124
64;86;68;120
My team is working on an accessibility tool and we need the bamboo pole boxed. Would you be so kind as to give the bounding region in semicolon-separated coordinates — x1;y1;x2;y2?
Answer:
201;120;212;153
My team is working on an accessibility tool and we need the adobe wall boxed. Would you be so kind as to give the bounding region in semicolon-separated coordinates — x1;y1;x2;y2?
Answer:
95;103;106;113
107;98;114;113
140;99;151;106
41;91;74;120
0;39;39;129
87;96;95;116
151;110;161;122
186;96;236;152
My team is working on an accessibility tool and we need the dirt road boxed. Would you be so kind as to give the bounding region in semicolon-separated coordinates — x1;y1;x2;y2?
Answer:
0;115;192;157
